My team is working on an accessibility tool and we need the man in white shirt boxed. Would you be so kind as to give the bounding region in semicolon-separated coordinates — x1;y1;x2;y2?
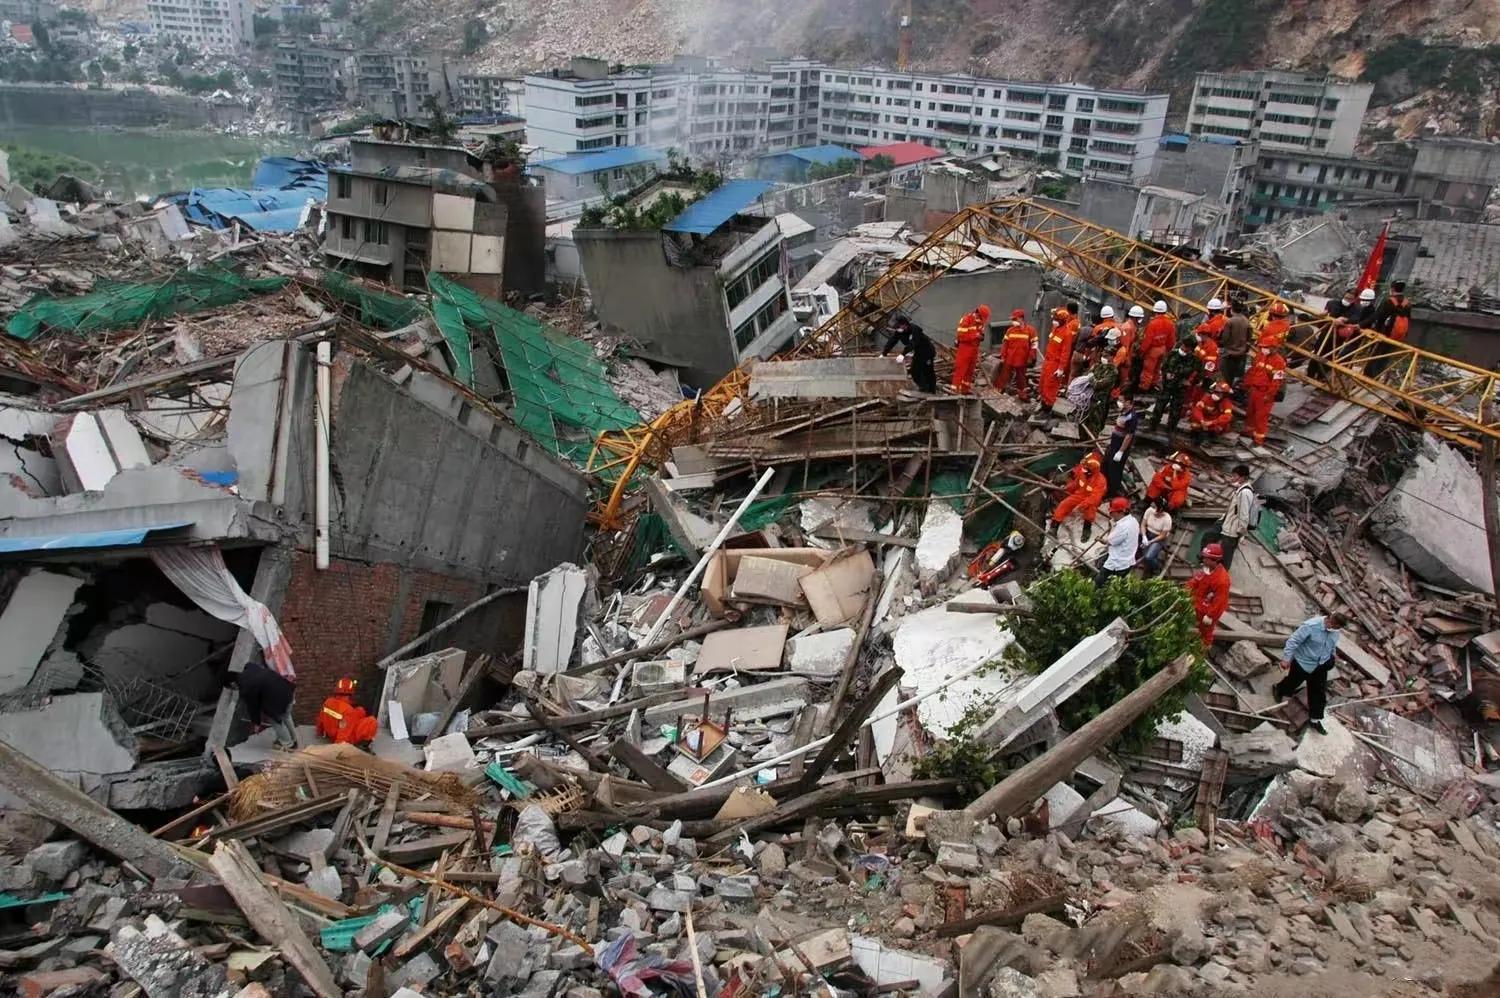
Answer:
1096;497;1140;588
1140;498;1173;575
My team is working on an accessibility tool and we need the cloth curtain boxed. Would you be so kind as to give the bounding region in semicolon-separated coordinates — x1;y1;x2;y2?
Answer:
150;545;296;681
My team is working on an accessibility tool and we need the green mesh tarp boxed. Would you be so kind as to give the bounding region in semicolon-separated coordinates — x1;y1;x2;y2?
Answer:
321;271;427;331
6;266;287;340
427;275;641;467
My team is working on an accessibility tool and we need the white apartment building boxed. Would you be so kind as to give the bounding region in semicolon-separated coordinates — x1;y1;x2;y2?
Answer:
684;69;772;162
1186;71;1373;157
816;70;1169;181
147;0;253;52
525;58;687;160
767;58;822;151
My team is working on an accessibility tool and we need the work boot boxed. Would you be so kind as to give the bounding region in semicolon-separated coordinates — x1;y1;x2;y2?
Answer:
1081;522;1093;542
1308;719;1327;736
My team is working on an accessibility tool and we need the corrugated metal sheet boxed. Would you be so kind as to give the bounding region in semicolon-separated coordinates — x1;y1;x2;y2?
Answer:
663;179;775;236
530;147;668;176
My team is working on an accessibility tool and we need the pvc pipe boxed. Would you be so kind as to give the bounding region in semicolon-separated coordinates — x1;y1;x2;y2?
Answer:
314;340;331;570
638;467;776;648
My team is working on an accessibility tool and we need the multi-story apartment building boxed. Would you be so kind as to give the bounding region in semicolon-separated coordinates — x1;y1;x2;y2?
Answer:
354;51;439;118
1245;148;1408;228
453;71;514;117
0;0;58;22
524;58;684;159
766;57;821;151
815;70;1168;181
1186;71;1372;157
273;42;351;110
146;0;254;52
685;68;771;162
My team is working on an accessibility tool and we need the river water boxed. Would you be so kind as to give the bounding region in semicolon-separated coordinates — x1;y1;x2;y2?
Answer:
6;126;305;199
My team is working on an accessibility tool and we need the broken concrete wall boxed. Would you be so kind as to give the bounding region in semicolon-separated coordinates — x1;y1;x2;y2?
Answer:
905;268;1043;348
1370;435;1493;594
0;570;83;695
0;692;137;799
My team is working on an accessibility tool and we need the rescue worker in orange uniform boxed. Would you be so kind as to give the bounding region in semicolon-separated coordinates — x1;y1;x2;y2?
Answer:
1189;382;1235;441
1374;281;1412;342
1186;542;1232;644
1138;300;1177;392
1076;305;1119;378
1038;304;1079;406
1242;345;1288;446
993;308;1036;398
1048;452;1109;542
1258;301;1292;350
951;305;989;393
1146;451;1193;511
1194;297;1228;342
1187;330;1220;409
316;677;378;745
1113;304;1144;394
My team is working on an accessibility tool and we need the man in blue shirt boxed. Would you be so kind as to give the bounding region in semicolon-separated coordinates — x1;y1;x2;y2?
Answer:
1273;611;1346;735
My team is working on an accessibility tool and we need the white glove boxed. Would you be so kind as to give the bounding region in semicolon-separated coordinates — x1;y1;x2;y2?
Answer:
1201;615;1213;625
1112;452;1123;463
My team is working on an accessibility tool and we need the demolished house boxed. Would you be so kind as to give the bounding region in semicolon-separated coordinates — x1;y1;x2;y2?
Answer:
4;157;1500;998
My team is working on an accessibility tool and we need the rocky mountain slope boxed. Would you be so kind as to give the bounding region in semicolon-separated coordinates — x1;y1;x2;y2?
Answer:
367;0;1500;138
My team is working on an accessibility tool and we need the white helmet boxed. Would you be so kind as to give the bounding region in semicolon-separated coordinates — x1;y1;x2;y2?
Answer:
1207;297;1224;311
1099;305;1116;319
1005;530;1025;552
1128;305;1146;319
1153;301;1168;314
1359;287;1376;302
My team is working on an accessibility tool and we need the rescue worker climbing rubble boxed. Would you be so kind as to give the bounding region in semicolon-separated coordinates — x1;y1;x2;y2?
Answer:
1137;300;1176;391
1242;345;1287;446
316;677;378;746
1048;451;1108;542
993;308;1036;398
1186;542;1232;644
951;304;989;393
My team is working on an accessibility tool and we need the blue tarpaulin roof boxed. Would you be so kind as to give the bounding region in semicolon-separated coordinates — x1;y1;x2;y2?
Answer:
0;521;193;554
663;179;775;236
165;156;327;233
530;147;668;176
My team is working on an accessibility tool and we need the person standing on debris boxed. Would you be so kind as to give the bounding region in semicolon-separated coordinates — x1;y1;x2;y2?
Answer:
1189;382;1234;443
1138;301;1176;391
993;308;1037;398
1221;301;1253;390
882;315;937;393
1194;298;1228;342
1242;345;1287;447
1085;354;1118;432
1076;305;1119;379
1096;497;1140;588
1114;305;1144;394
1139;497;1174;575
1374;281;1412;342
1186;542;1232;644
1258;301;1293;350
1205;463;1256;569
1187;329;1220;410
1048;451;1108;542
1274;611;1347;735
1102;395;1140;498
316;677;378;745
1039;304;1079;407
1146;451;1193;510
231;659;296;750
951;305;989;393
1148;336;1199;433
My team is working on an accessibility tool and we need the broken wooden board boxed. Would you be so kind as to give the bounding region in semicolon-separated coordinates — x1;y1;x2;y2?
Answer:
209;840;340;998
696;624;789;674
1337;633;1392;687
731;557;814;606
799;550;876;627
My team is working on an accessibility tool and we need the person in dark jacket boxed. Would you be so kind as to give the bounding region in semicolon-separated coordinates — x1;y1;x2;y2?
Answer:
233;659;297;749
882;315;937;393
1221;302;1253;390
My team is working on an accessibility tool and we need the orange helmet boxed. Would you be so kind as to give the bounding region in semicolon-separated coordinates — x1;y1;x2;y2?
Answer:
334;678;358;695
1269;302;1289;317
976;305;992;322
1011;308;1026;321
1201;543;1224;562
1084;453;1102;468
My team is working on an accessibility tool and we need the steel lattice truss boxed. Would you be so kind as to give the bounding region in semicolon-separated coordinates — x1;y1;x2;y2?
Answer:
587;198;1500;528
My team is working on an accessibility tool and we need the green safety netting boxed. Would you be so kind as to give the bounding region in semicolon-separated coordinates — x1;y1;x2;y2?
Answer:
6;266;287;341
320;271;427;331
426;274;642;467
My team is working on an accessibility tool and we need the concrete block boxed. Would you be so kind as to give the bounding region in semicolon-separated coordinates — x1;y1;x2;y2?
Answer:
484;920;534;986
850;934;950;995
0;570;83;696
935;842;981;874
1091;797;1161;837
423;732;476;773
975;620;1127;750
305;865;342;900
1043;781;1088;830
1221;724;1298;776
523;563;588;674
278;828;334;861
1371;435;1493;593
56;410;151;492
631;659;686;695
377;647;466;728
915;501;964;591
25;840;86;883
0;692;136;785
355;908;410;953
108;921;227;998
390;952;439;990
90;623;213;700
785;628;856;677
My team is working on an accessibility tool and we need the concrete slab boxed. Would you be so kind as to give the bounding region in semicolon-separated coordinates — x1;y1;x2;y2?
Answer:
423;732;477;773
89;623;215;701
377;648;466;727
1295;715;1371;778
798;496;875;546
891;595;1017;739
1340;703;1466;796
975;620;1126;751
1155;710;1217;770
0;570;83;695
640;677;811;725
696;624;788;673
914;501;964;592
523;563;587;675
850;934;950;996
1092;797;1161;837
785;628;856;677
143;603;238;643
1370;434;1493;593
0;692;136;781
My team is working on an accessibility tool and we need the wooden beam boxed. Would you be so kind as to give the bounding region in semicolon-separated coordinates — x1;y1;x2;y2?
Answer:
209;841;340;998
527;700;608;772
935;894;1069;938
375;587;526;670
609;739;690;792
371;780;402;856
823;572;884;735
562;621;734;677
211;746;239;791
152;792;231;840
702;778;957;848
380;831;472;865
392;897;471;960
1482;436;1500;616
810;527;918;548
794;667;902;796
465;688;709;738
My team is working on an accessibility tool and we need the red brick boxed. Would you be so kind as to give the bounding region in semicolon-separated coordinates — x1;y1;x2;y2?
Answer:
20;967;107;997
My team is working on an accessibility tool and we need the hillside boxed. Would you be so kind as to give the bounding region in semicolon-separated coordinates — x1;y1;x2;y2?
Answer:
355;0;1500;139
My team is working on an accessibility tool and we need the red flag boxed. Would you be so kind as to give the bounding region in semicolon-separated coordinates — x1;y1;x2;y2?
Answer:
1355;222;1389;294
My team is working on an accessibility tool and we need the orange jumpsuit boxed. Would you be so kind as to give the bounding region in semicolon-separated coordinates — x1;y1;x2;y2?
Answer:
1186;563;1232;643
317;695;378;745
1051;458;1108;527
1258;317;1291;350
1190;393;1234;435
994;322;1037;397
1138;315;1176;390
951;309;986;393
1039;313;1077;406
1242;351;1287;445
1187;338;1220;407
1146;463;1192;510
1195;312;1228;342
1113;319;1138;392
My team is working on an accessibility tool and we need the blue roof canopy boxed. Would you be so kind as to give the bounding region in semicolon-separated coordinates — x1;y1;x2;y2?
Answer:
663;179;775;236
0;522;194;554
163;156;326;233
531;147;668;176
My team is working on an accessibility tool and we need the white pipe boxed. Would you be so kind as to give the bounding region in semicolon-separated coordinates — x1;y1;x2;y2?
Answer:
314;340;331;571
638;467;776;648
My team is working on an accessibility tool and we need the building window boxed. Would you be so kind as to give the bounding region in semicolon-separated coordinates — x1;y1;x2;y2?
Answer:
1076;98;1094;113
1323;98;1340;110
372;183;388;206
334;173;351;198
339;214;353;239
1047;94;1067;110
733;293;789;353
1045;114;1064;129
365;220;389;245
1066;156;1085;170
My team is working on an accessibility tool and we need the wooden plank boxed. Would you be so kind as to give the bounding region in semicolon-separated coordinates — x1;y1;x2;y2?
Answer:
325;790;363;860
372;780;402;856
201;794;349;845
151;792;231;840
935;894;1069;938
465;688;711;738
381;831;472;865
208;840;341;998
211;746;239;791
609;739;690;792
1337;633;1392;686
822;573;884;736
526;701;608;772
795;667;903;795
392;897;471;960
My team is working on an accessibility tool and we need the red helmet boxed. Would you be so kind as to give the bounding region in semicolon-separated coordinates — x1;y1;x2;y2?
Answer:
1011;308;1026;320
335;677;358;695
1201;543;1224;562
1270;302;1289;317
1109;497;1130;514
976;305;992;322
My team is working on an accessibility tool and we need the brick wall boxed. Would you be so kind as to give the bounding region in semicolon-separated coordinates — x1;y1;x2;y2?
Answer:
277;549;499;723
